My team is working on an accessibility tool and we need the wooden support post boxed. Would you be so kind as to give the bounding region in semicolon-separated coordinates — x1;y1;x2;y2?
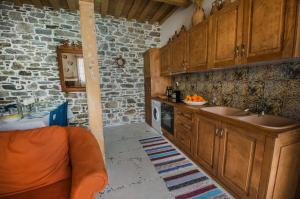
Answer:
79;0;105;156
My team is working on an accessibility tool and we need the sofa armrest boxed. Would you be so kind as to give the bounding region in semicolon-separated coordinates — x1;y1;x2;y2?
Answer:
67;127;108;199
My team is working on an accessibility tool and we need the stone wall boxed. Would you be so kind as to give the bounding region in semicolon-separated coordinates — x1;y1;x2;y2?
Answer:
0;1;160;126
172;59;300;122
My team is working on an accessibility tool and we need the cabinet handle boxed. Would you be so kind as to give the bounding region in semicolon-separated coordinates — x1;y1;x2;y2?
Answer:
234;46;240;57
241;44;245;57
219;128;224;137
215;128;219;136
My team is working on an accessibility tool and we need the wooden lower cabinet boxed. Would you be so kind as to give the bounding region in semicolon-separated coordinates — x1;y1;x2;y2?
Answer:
193;114;220;175
174;108;194;156
172;112;300;199
217;123;265;198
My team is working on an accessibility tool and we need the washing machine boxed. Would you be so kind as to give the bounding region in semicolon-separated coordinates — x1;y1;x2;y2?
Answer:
151;100;162;134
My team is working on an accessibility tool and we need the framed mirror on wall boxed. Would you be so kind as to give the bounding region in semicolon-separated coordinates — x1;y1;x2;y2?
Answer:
57;41;86;92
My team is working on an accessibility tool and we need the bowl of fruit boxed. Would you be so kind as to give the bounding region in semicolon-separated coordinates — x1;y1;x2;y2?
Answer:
184;94;208;106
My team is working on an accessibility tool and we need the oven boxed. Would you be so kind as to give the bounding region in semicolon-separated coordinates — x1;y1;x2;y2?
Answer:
161;103;174;135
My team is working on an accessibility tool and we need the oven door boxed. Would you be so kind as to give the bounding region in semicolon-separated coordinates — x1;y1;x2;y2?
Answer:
161;103;174;135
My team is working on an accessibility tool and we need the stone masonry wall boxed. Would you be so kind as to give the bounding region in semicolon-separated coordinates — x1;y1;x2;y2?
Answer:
0;1;160;126
172;59;300;122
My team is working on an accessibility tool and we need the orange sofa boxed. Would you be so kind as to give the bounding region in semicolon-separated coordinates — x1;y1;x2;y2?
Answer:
0;126;108;199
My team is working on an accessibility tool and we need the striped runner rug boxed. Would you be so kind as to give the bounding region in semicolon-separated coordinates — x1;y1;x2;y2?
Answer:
139;136;231;199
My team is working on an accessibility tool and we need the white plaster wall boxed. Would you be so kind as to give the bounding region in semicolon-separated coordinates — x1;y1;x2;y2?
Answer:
160;0;215;46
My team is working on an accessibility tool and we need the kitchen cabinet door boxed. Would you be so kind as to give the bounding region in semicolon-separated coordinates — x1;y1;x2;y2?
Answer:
217;123;265;198
209;0;244;68
193;114;220;175
171;29;188;73
188;20;209;72
160;43;171;76
243;0;297;63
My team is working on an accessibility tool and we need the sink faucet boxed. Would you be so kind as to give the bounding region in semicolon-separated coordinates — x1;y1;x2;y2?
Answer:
256;98;267;117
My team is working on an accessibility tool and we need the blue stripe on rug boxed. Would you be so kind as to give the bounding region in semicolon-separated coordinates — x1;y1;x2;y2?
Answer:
158;163;193;174
154;157;186;167
145;145;172;153
149;150;179;159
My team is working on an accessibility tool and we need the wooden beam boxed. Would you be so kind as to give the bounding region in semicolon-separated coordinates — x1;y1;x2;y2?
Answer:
13;0;23;6
94;0;101;13
114;0;126;18
66;0;77;10
139;1;152;21
79;0;105;156
121;0;135;17
128;0;147;19
30;0;43;7
152;0;190;7
159;6;177;24
139;1;156;22
100;0;109;16
150;3;170;23
48;0;61;9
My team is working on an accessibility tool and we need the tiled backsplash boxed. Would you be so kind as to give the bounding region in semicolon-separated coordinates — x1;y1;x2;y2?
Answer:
172;59;300;122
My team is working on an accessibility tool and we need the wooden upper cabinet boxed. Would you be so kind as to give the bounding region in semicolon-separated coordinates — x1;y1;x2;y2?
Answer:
171;28;188;73
217;123;265;198
193;114;220;175
243;0;298;62
209;0;244;68
188;20;209;72
160;43;171;76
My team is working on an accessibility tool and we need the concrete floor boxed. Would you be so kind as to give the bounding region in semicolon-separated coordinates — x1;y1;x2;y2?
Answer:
95;123;232;199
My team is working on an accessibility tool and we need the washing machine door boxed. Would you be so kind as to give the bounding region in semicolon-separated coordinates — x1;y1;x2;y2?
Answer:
153;106;160;121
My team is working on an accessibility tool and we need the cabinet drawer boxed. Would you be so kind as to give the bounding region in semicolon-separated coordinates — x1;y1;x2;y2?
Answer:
176;117;193;132
175;109;193;121
176;126;192;154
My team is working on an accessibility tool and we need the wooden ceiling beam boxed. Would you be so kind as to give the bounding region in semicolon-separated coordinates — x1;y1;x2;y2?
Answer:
138;1;161;22
94;0;101;13
128;0;144;19
13;0;23;6
30;0;43;7
159;6;177;23
66;0;77;10
114;0;126;17
121;0;135;17
48;0;62;9
139;1;155;22
151;0;190;7
150;3;170;23
100;0;109;16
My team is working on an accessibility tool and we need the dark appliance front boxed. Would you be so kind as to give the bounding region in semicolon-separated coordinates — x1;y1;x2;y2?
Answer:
161;103;174;135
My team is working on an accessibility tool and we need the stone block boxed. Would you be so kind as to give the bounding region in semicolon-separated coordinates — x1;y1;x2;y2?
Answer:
16;22;33;33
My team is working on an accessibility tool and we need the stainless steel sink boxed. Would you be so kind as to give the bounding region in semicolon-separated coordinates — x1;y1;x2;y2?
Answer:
237;115;300;131
200;106;250;117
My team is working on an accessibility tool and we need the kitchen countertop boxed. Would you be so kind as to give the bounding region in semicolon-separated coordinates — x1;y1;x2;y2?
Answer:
152;96;300;136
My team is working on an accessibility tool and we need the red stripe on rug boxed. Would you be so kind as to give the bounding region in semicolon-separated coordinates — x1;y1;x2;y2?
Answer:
163;169;199;182
175;184;216;199
148;148;176;156
143;142;168;148
151;153;180;161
